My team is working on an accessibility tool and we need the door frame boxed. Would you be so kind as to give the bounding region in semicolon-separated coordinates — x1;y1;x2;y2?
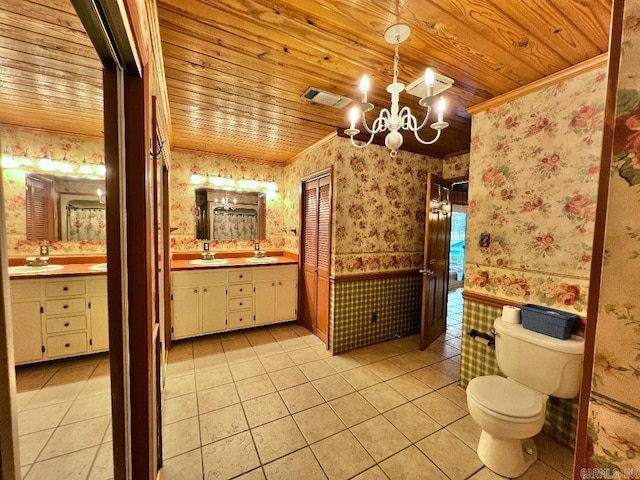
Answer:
298;167;333;346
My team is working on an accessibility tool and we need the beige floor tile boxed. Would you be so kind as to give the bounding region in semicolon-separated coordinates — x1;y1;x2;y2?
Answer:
235;373;276;401
230;359;267;381
77;376;111;399
23;382;84;410
162;416;201;459
467;467;505;480
293;403;346;444
199;403;248;445
411;366;457;389
431;358;461;379
16;391;37;412
360;383;407;413
350;415;410;462
311;430;375;480
38;415;110;461
19;429;54;466
263;447;327;480
323;354;361;373
225;347;259;365
269;366;308;390
251;416;307;464
15;368;57;393
259;352;294;372
242;392;289;428
417;428;483;480
18;402;71;434
413;391;467;426
160;448;203;480
193;352;228;372
365;359;405;381
270;325;299;341
329;392;378;427
166;360;195;379
62;393;112;425
195;364;233;390
299;359;336;381
379;446;447;480
341;367;382;390
88;442;113;480
163;373;196;400
312;374;355;401
351;466;389;480
447;414;482;450
412;348;448;365
534;432;574;477
168;341;194;362
288;347;322;365
386;373;433;400
516;460;568;479
202;431;260;479
162;392;198;425
236;468;266;480
25;446;98;480
427;341;461;358
279;383;324;414
253;341;286;357
197;382;240;414
348;350;386;366
437;383;469;411
384;403;441;443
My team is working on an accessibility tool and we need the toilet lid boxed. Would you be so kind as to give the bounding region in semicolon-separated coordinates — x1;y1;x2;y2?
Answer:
467;376;544;419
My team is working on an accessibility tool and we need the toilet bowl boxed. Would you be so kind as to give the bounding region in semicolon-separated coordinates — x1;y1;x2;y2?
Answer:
467;375;546;477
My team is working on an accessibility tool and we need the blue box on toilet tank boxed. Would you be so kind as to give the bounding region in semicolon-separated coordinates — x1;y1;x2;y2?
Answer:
520;304;577;340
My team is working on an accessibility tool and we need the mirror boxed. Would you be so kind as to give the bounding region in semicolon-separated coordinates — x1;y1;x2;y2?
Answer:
25;173;105;242
195;188;266;241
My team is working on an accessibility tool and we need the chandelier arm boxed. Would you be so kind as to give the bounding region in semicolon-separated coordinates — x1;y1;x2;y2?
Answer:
411;105;433;132
349;130;378;149
361;111;373;134
413;128;442;145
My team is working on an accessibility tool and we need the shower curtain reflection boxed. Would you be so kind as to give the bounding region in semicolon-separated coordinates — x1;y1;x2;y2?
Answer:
211;209;257;241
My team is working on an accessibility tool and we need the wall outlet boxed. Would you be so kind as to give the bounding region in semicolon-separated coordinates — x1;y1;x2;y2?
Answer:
371;312;377;323
40;244;49;256
480;233;491;248
203;242;209;251
254;242;260;251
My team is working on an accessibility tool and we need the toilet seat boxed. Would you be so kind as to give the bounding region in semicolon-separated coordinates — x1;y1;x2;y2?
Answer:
467;376;545;422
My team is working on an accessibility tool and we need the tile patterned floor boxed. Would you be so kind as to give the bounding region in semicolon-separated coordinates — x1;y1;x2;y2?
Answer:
15;289;574;479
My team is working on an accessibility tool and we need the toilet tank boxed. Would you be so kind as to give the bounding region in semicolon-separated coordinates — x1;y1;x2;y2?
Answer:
493;317;585;398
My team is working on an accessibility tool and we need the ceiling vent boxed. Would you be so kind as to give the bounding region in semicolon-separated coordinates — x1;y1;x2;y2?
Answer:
405;71;455;99
301;87;352;109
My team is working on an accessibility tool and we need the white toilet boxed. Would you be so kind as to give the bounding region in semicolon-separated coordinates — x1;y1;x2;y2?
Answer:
466;316;584;478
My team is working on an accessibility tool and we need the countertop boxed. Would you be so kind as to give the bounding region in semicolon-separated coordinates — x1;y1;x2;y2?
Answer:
171;256;298;271
8;263;108;279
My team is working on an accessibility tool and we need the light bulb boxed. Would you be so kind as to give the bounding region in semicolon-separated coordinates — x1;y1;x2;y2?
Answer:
360;74;369;102
349;107;359;130
424;68;435;86
437;97;446;123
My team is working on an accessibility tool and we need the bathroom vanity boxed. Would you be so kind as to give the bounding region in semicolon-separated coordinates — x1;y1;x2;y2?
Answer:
170;259;298;340
9;271;109;365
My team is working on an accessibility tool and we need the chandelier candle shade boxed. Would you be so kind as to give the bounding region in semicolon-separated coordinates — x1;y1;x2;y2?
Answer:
345;24;451;157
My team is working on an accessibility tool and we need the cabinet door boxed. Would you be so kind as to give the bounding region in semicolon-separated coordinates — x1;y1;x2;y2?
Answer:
172;287;200;339
201;285;227;333
89;295;109;352
12;300;44;364
255;280;276;325
276;278;298;321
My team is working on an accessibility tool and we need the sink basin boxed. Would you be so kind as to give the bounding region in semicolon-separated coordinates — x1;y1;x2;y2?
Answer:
245;257;279;264
189;259;229;266
89;263;108;272
8;264;64;274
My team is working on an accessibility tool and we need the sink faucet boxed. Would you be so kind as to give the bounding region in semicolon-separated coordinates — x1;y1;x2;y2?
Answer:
26;256;49;267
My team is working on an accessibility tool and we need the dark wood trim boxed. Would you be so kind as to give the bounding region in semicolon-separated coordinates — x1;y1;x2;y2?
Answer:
573;1;625;476
300;167;333;184
331;269;421;283
163;165;172;351
443;149;470;159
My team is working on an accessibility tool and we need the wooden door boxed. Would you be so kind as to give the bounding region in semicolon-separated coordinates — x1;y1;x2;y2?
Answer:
301;172;331;345
420;174;453;350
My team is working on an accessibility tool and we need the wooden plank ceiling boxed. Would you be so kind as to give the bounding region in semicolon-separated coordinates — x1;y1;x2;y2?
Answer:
0;0;611;162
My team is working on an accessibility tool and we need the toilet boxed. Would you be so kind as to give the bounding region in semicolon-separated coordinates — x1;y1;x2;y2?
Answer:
466;316;584;478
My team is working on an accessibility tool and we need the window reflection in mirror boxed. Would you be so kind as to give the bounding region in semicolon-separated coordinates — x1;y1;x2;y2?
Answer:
25;173;105;242
195;188;266;241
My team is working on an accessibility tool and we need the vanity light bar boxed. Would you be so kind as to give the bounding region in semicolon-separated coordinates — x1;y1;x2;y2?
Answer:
1;155;106;178
189;173;278;193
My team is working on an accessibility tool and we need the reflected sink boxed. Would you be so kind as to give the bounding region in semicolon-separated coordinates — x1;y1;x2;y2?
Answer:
189;259;229;266
8;264;64;274
89;263;108;272
245;257;279;264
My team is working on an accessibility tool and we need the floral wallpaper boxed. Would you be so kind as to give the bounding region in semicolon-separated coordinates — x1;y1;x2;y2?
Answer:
465;67;607;315
442;152;470;179
169;150;285;252
1;126;106;256
283;135;443;275
586;0;640;472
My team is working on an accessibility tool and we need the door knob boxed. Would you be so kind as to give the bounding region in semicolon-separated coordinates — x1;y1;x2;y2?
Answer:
420;269;435;276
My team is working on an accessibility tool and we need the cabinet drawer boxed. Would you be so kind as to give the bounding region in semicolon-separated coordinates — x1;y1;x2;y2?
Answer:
228;309;253;329
47;332;87;358
228;270;252;283
172;270;227;288
228;283;252;297
10;281;42;300
228;296;253;311
46;315;87;334
45;297;86;315
45;280;85;297
253;265;298;281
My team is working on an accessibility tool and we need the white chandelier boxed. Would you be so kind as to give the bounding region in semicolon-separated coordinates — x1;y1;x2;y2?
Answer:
345;24;451;157
213;193;237;211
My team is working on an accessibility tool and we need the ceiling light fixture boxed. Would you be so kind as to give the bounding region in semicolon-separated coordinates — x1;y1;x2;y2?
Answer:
345;24;452;157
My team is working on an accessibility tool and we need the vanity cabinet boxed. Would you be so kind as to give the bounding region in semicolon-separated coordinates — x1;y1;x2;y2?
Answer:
171;264;298;339
10;275;108;364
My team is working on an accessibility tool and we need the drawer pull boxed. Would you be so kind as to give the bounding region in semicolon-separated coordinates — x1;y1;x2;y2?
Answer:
279;281;282;286
193;289;198;294
63;305;69;309
239;318;243;322
203;288;208;293
272;283;275;287
64;322;69;327
63;286;69;291
65;343;70;348
240;288;243;292
239;302;243;306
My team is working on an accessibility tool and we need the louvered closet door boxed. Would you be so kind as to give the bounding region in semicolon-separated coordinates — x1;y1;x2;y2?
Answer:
302;180;318;334
315;177;330;343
